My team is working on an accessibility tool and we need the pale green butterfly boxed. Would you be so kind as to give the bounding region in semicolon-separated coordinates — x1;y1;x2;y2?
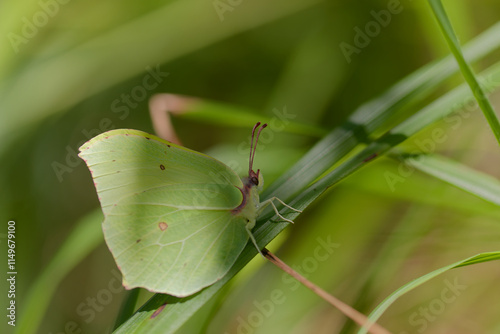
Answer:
78;122;300;297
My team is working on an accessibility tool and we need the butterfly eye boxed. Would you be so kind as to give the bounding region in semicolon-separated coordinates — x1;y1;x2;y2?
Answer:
251;176;259;185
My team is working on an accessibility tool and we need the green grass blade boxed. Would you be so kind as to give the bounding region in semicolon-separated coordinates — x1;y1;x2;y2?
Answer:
15;210;103;334
391;152;500;206
343;159;500;220
390;63;500;137
428;0;500;144
357;252;500;334
323;61;500;195
264;21;500;203
291;61;500;209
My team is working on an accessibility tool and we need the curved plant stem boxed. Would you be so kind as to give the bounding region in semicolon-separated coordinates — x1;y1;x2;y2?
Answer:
263;248;392;334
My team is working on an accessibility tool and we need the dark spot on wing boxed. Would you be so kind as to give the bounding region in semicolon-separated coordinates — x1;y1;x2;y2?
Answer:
146;137;151;140
150;303;167;319
167;144;171;148
160;164;165;170
136;239;141;243
159;222;168;231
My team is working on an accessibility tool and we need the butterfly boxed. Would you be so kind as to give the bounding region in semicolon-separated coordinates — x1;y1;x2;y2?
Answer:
79;122;300;297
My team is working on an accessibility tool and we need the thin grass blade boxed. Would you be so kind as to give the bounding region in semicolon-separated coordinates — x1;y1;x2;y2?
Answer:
357;252;500;334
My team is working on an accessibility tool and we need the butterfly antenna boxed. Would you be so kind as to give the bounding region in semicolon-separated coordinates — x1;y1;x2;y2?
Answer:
249;122;261;174
250;123;267;174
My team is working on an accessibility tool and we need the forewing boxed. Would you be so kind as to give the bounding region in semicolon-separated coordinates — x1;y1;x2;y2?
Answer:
79;129;248;296
79;129;243;215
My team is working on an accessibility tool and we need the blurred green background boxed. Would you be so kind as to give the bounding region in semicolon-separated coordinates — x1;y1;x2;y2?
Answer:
2;0;500;333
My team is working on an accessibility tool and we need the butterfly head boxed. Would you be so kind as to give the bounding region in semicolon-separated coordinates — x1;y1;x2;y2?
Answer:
248;168;264;192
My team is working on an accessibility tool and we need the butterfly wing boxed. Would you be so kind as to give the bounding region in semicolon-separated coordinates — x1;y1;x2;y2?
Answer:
79;129;248;297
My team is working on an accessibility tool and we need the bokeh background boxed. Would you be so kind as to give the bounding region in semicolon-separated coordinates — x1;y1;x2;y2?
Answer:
2;0;500;333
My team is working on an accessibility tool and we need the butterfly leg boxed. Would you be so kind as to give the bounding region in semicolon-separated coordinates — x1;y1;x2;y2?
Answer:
268;197;302;213
245;226;265;258
258;197;301;224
